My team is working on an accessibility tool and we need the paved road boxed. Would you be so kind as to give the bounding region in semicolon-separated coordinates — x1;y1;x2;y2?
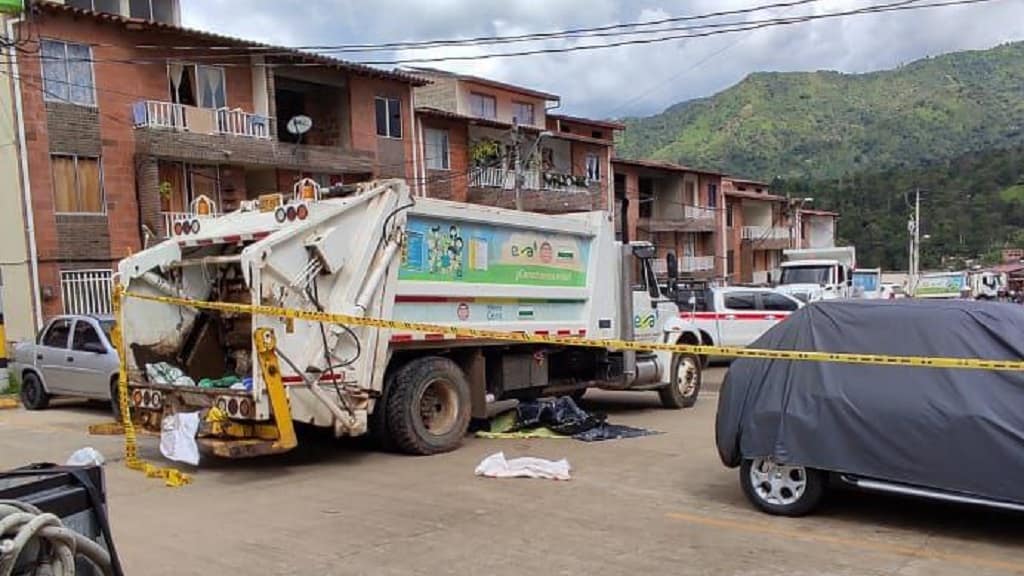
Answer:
2;367;1022;575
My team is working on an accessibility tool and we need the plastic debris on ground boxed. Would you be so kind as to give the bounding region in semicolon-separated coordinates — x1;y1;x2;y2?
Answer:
66;447;105;467
159;412;201;466
477;396;658;442
475;451;571;481
198;375;241;389
145;362;195;387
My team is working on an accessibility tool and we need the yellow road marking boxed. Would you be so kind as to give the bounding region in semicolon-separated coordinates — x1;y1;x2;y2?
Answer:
0;397;19;410
666;511;1024;573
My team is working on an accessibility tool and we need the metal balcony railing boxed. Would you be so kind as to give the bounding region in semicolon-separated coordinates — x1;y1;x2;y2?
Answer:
133;100;274;139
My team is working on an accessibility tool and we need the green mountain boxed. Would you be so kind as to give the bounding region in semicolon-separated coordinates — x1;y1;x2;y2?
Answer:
775;146;1024;270
616;41;1024;181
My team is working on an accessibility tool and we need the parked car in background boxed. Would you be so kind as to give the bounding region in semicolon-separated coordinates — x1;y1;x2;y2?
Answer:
11;315;120;415
717;299;1024;516
878;283;905;299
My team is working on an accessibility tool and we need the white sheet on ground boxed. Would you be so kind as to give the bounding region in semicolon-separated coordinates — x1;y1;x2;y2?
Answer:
474;451;571;480
160;412;201;466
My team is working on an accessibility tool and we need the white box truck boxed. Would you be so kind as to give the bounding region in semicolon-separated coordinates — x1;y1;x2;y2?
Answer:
775;246;857;302
117;180;702;457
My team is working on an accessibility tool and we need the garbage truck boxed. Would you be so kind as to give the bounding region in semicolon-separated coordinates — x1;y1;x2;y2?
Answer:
117;179;702;457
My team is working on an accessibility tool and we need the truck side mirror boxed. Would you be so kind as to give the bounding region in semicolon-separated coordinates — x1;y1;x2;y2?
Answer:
666;252;679;282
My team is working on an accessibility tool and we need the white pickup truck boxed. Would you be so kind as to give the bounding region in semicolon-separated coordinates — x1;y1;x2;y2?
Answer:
676;286;803;356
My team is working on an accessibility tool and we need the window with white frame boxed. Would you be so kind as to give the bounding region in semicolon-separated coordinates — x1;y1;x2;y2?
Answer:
585;153;601;181
40;39;95;106
375;97;402;138
129;0;177;23
512;101;535;125
60;269;114;316
424;128;450;170
67;0;121;14
469;92;497;119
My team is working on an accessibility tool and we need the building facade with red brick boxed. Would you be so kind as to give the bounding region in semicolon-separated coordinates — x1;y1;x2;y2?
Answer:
1;0;425;336
410;68;620;213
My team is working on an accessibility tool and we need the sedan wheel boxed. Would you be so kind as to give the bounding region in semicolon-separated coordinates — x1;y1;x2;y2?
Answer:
740;457;826;516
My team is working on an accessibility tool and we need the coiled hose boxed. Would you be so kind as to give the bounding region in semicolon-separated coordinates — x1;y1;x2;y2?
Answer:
0;500;112;576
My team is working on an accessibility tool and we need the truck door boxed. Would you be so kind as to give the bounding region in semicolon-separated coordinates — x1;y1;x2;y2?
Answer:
758;292;800;334
631;258;664;343
718;291;761;347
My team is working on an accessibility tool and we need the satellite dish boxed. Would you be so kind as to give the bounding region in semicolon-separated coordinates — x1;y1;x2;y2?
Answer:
286;115;313;135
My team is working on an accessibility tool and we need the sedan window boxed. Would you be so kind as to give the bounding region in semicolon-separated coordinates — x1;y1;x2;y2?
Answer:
42;319;73;348
72;321;104;352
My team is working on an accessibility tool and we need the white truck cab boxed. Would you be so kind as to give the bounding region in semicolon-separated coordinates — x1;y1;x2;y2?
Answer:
776;247;856;302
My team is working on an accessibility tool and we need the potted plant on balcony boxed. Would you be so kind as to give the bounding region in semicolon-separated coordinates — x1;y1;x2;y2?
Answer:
469;138;502;168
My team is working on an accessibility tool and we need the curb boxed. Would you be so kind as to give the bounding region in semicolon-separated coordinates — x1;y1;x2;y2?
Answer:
0;396;20;410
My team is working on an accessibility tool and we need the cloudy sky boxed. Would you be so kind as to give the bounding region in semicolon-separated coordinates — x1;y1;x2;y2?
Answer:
181;0;1024;119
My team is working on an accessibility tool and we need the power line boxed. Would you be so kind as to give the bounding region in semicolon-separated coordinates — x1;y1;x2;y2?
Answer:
603;0;808;118
3;0;994;69
352;0;992;66
134;0;827;56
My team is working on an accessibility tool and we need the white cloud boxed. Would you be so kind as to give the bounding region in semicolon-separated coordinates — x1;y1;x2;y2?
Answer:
181;0;1024;118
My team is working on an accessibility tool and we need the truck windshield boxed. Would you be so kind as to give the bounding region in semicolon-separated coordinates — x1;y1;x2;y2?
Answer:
780;266;830;285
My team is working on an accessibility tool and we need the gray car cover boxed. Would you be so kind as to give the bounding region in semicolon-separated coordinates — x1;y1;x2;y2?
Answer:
716;299;1024;505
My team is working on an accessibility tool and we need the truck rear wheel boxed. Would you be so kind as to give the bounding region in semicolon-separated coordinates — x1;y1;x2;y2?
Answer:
658;353;701;409
386;357;471;455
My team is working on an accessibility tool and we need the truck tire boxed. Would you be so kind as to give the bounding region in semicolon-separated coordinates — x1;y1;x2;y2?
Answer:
110;378;123;422
740;458;826;517
369;373;396;452
20;372;50;411
658;353;701;409
386;357;471;455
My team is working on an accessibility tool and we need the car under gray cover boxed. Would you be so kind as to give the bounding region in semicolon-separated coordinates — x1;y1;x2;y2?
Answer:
716;299;1024;506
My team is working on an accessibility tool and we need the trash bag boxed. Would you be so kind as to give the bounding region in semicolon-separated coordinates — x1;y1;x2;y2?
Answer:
159;412;200;466
66;447;105;467
514;397;604;436
145;362;195;387
512;397;659;442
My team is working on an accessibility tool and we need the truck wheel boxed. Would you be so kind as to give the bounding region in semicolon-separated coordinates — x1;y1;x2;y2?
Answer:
369;373;396;452
658;353;701;409
20;372;50;411
740;458;826;517
386;357;471;455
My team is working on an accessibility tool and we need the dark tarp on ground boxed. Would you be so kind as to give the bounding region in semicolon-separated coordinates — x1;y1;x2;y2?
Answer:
515;397;658;442
716;299;1024;505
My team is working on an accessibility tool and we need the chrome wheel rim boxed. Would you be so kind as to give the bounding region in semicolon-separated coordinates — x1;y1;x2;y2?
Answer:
676;357;698;397
749;458;807;506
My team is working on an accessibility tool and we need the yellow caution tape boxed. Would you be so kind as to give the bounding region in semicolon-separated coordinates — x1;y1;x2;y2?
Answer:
113;286;192;488
122;290;1024;372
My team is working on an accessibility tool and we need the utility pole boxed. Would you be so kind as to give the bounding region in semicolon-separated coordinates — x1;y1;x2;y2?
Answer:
511;119;523;211
907;187;921;294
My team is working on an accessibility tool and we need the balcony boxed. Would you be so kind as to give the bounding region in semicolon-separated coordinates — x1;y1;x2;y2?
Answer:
467;167;599;212
132;100;376;174
133;100;274;139
468;168;592;194
680;255;715;272
638;205;717;233
742;226;792;249
652;255;715;276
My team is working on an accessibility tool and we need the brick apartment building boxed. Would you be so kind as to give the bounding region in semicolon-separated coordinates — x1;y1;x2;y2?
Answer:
410;68;621;213
722;177;799;284
611;158;725;278
0;0;425;341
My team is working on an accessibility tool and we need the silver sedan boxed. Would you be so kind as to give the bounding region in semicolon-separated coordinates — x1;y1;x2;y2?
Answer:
10;315;121;415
